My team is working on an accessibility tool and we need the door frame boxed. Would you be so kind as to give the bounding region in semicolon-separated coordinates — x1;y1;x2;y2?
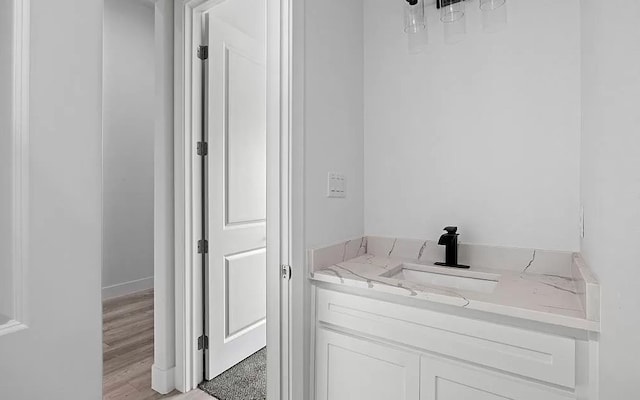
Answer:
0;0;29;338
174;0;292;397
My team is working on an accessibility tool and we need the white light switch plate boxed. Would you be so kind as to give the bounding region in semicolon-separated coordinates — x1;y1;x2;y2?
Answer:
327;172;346;198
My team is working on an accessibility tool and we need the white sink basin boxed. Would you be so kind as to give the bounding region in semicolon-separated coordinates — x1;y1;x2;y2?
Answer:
383;264;499;294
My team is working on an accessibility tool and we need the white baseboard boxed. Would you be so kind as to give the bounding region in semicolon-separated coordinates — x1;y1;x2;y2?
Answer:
152;364;176;394
102;276;154;300
0;320;28;337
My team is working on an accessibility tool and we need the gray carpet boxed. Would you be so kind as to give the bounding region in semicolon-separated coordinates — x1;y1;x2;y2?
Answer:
199;348;266;400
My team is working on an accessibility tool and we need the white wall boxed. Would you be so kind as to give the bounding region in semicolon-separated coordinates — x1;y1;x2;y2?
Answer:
305;0;365;248
364;0;581;251
103;0;155;297
301;1;364;399
0;0;103;396
0;0;13;319
580;0;640;397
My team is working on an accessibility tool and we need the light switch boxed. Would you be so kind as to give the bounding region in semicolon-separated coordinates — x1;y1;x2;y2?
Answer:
327;172;346;198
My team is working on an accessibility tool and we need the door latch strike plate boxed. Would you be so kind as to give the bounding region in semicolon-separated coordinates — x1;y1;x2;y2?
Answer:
281;265;291;280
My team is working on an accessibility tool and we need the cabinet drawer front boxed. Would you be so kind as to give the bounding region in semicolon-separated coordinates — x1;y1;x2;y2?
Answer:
317;288;576;388
421;356;575;400
316;328;420;400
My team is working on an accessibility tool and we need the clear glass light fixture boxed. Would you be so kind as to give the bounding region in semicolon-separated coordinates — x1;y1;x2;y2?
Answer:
443;16;466;43
479;0;506;11
481;0;507;32
404;0;426;33
407;29;428;53
440;0;465;23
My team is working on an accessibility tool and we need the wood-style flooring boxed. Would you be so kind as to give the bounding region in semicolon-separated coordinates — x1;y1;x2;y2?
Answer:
103;289;213;400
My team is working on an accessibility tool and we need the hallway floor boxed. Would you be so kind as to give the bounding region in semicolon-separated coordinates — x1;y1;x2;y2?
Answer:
102;289;214;400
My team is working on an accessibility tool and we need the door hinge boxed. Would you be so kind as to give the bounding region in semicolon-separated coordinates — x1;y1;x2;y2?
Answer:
197;141;208;156
197;45;208;60
197;239;209;254
197;334;209;350
281;264;292;280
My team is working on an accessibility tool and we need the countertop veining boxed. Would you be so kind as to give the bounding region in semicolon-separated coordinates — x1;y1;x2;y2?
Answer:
308;236;600;332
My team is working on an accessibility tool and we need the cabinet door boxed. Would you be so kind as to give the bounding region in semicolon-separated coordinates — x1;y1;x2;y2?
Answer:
316;328;420;400
420;356;575;400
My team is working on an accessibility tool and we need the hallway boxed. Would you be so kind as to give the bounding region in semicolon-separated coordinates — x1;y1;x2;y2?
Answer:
102;290;212;400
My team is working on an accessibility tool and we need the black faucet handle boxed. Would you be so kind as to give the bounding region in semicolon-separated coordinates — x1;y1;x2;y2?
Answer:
443;226;458;234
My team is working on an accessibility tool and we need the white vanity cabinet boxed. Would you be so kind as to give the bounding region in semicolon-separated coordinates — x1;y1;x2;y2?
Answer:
314;287;587;400
315;328;420;400
420;356;574;400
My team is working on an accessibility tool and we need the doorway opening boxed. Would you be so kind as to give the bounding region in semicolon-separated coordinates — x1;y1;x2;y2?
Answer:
175;0;291;398
197;0;268;395
100;0;290;398
101;0;166;398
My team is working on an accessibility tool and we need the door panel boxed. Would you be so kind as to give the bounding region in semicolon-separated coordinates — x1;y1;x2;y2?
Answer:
0;0;103;398
225;248;266;337
316;329;421;400
420;356;575;400
225;47;266;225
435;379;512;400
206;5;267;379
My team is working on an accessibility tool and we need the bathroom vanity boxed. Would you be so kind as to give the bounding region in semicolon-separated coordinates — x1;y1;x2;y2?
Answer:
308;237;600;400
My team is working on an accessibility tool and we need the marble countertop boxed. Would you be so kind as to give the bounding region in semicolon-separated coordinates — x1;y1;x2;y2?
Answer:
309;237;600;332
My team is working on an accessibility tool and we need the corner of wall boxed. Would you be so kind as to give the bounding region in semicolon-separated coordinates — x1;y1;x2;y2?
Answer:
151;364;176;394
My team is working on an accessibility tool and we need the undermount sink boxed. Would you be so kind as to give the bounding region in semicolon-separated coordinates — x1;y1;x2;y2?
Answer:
383;263;499;294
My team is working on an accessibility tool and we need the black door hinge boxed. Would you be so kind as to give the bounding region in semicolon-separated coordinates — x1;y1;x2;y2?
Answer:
198;45;208;60
198;239;209;254
197;142;208;156
197;335;209;350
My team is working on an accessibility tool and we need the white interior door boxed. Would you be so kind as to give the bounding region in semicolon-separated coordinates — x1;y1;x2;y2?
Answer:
205;12;267;379
0;0;104;398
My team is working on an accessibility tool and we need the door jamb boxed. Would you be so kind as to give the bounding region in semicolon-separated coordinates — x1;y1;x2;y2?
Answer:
0;0;30;337
174;0;211;391
174;0;292;396
151;0;179;394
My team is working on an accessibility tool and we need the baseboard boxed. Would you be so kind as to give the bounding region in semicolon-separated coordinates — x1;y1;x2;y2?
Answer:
0;320;28;337
102;276;154;300
152;364;176;394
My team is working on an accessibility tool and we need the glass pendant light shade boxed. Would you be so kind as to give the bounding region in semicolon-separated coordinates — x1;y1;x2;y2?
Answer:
479;0;506;11
404;0;426;33
440;0;465;23
407;29;428;53
443;16;466;43
481;0;507;32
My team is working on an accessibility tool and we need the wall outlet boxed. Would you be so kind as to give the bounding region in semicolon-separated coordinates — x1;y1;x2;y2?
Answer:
579;206;585;239
327;172;346;198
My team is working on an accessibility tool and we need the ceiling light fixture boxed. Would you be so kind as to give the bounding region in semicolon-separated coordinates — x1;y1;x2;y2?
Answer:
479;0;506;11
404;0;426;33
437;0;465;23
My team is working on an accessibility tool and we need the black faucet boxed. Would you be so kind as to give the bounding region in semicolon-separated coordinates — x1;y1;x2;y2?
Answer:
435;226;470;269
